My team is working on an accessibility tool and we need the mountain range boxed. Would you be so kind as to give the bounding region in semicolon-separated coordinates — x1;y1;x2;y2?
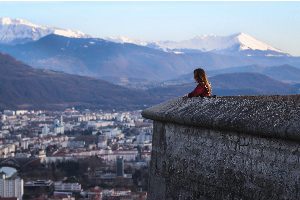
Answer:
0;17;89;44
0;18;300;83
108;32;288;57
151;72;298;98
1;33;300;84
164;64;300;86
0;52;298;110
0;17;299;109
0;34;194;80
0;17;289;58
0;52;163;110
209;64;300;83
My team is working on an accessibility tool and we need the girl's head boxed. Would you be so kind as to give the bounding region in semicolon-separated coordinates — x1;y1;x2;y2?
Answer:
193;68;212;94
193;68;207;83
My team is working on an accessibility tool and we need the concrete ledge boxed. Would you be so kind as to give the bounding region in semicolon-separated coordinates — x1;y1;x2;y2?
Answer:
142;95;300;141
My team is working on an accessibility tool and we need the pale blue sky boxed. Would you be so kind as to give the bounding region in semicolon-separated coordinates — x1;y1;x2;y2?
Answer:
0;1;299;56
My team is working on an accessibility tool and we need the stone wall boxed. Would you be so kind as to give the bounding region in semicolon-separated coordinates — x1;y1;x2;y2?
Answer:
142;95;300;200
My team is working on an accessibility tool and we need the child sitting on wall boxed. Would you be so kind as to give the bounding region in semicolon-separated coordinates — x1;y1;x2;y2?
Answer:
186;68;212;98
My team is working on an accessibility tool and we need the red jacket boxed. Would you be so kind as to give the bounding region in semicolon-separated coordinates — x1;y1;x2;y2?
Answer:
188;83;210;98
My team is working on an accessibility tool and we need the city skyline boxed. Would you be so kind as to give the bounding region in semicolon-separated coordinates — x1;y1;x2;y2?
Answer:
0;1;299;56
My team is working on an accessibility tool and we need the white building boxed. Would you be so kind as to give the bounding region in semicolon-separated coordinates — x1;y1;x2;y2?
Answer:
86;120;114;129
78;115;96;122
0;144;16;158
20;138;30;150
0;173;24;200
54;182;81;192
42;125;50;135
3;110;15;116
38;150;46;159
99;150;138;162
102;128;122;139
15;110;28;116
53;116;64;134
1;114;7;122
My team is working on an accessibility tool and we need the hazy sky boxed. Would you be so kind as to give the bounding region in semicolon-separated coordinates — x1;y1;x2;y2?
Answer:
0;1;300;56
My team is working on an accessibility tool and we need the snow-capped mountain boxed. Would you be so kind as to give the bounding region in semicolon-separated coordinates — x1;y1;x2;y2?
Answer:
105;36;149;46
156;33;283;51
0;17;90;44
0;17;288;56
108;33;288;56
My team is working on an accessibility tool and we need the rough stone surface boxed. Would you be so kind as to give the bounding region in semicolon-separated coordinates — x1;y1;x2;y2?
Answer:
142;95;300;141
143;95;300;200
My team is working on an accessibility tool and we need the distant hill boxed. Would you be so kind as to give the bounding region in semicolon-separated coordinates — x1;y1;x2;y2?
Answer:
165;64;300;86
0;52;161;110
0;52;298;110
263;65;300;83
209;64;300;84
0;34;194;81
210;72;296;94
1;34;300;83
150;72;298;98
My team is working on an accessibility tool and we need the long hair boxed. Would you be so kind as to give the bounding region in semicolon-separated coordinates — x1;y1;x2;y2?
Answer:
194;68;212;95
